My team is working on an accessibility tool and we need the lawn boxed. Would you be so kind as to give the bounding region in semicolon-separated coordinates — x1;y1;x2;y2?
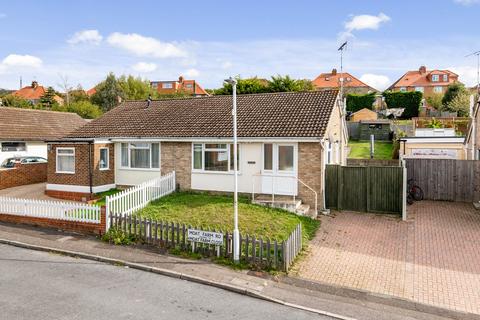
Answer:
348;141;393;159
136;192;319;242
94;188;121;206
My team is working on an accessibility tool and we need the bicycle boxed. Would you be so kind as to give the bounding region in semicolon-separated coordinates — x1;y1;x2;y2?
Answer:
406;178;424;205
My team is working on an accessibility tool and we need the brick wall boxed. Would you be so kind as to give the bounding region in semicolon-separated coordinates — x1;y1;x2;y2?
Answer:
0;206;106;235
161;142;191;190
0;163;47;190
298;142;323;209
47;143;115;187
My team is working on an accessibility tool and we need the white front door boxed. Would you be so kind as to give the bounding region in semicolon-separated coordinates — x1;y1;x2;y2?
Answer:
261;143;297;195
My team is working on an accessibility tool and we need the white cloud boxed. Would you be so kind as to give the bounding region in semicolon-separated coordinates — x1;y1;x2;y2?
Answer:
107;32;187;58
360;74;391;90
2;54;43;68
221;61;233;69
68;29;103;45
454;0;480;5
345;13;390;32
184;68;200;78
132;62;157;73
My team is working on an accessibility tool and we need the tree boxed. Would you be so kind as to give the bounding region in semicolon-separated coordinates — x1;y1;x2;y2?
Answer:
442;83;465;107
425;93;443;110
118;75;156;100
69;86;90;103
214;77;268;95
91;73;125;112
0;95;33;108
382;91;423;119
346;93;376;112
267;75;313;92
445;91;471;117
67;101;103;119
57;74;74;105
38;87;58;109
213;75;314;95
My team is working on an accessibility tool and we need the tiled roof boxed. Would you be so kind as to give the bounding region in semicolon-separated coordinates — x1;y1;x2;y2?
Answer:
389;67;459;89
0;107;87;140
13;85;47;100
67;90;339;139
313;71;374;90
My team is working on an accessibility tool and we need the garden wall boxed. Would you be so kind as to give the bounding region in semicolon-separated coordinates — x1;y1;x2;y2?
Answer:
0;163;47;190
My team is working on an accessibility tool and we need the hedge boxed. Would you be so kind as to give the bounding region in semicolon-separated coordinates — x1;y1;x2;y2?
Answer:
382;91;422;119
346;93;376;112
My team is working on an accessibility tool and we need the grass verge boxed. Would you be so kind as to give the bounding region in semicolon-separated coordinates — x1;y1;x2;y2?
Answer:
348;140;393;159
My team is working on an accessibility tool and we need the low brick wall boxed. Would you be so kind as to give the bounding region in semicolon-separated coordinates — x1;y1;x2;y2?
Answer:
0;163;47;190
45;189;96;202
347;159;400;167
0;206;106;235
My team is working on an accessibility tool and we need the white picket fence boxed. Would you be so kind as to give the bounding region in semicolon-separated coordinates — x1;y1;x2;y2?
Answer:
105;172;176;228
0;196;101;223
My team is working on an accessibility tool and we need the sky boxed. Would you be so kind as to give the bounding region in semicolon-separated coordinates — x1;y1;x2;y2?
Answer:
0;0;479;91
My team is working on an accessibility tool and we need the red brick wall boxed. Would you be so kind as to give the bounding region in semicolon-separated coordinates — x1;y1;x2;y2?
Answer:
44;190;95;202
0;206;106;235
160;142;191;190
0;163;47;190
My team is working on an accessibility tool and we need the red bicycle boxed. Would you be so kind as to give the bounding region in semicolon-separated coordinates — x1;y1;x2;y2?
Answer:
407;178;424;205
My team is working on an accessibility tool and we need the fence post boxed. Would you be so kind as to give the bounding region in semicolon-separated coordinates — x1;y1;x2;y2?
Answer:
402;160;407;221
105;195;110;232
337;165;343;210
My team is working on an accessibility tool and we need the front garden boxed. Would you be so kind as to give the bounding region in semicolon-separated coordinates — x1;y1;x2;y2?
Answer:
348;140;393;159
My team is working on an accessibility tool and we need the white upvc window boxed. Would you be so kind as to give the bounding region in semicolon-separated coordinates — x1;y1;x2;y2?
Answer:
262;143;296;174
151;82;158;89
56;148;75;174
192;143;239;173
432;74;439;82
162;82;173;89
434;86;443;93
415;86;424;93
120;143;159;169
400;87;407;92
99;147;109;170
443;74;448;82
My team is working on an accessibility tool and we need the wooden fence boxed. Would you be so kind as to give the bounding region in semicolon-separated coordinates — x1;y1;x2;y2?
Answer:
110;213;302;272
405;159;480;202
326;164;404;214
0;196;101;223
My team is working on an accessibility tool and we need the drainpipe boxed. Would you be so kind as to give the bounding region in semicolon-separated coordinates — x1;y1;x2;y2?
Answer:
88;141;93;196
319;139;328;213
469;95;475;160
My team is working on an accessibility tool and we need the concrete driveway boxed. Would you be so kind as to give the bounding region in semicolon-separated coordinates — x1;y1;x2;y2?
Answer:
295;201;480;315
0;183;60;201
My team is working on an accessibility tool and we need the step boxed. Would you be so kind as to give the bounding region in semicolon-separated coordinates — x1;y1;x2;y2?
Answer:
295;204;310;216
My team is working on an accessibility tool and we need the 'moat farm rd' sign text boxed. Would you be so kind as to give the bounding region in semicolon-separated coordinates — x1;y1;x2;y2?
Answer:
187;229;224;246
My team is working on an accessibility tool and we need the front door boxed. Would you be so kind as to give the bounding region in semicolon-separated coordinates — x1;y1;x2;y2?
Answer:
261;143;297;195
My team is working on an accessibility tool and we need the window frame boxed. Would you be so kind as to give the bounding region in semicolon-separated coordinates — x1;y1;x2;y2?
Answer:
162;82;173;89
443;74;448;82
415;86;424;93
120;142;160;171
400;87;407;92
99;147;109;171
192;143;240;173
56;147;75;174
261;143;297;175
434;86;443;93
1;142;26;152
432;74;439;82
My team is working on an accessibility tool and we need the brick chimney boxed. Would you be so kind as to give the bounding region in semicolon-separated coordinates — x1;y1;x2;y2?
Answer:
178;75;184;83
31;81;38;88
419;66;427;74
331;68;337;75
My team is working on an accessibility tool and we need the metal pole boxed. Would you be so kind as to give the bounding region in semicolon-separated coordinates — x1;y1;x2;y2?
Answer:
229;78;240;263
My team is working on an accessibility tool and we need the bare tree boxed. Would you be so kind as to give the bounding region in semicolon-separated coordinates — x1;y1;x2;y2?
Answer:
57;74;74;105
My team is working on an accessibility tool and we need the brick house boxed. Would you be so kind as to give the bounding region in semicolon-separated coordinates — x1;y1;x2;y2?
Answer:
151;76;209;97
312;69;378;94
45;91;347;210
0;107;87;164
388;66;460;97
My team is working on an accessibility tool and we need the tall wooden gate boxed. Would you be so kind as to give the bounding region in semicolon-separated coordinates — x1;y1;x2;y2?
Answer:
405;159;480;202
325;165;404;214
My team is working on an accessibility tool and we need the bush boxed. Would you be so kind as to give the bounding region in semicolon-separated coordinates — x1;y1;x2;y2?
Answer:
383;91;422;119
101;227;138;245
346;93;376;112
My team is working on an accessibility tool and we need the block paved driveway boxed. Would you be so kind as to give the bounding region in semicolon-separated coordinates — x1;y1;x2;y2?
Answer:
294;201;480;315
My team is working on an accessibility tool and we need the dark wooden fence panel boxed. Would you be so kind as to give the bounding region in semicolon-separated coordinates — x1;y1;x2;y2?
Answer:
326;165;403;214
405;159;480;202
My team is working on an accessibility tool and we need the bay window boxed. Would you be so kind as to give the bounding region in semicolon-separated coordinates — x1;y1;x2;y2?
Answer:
193;143;239;172
121;142;160;169
56;148;75;174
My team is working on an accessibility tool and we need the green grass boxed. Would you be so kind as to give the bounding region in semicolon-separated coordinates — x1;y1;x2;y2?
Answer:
348;141;393;159
94;188;121;206
136;191;319;242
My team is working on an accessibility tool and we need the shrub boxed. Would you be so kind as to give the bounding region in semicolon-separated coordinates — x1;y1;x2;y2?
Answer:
101;227;138;245
346;92;376;112
383;91;422;119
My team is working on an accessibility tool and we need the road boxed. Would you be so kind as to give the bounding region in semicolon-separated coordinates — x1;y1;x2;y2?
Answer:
0;244;332;320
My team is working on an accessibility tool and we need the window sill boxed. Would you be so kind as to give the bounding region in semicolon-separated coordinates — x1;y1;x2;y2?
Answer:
99;168;110;171
119;167;160;172
56;171;75;175
192;170;242;175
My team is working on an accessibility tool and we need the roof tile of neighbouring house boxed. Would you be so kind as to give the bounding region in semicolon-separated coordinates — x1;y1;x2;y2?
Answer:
0;107;87;140
389;67;459;89
312;70;374;90
66;90;338;139
13;85;47;100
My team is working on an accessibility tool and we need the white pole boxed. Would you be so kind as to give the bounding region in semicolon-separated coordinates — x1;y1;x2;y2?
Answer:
229;77;240;263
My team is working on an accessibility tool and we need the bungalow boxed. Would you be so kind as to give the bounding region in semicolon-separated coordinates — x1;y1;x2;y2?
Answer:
45;91;347;211
0;107;87;164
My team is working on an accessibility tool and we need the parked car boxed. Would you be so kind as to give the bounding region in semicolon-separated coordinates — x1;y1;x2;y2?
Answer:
1;156;47;168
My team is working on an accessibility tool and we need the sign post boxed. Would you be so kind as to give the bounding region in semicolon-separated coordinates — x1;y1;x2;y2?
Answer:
188;229;224;257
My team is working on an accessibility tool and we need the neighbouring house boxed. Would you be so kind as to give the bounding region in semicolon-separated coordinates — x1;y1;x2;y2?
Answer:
350;108;378;122
464;96;480;159
13;81;64;105
151;76;209;97
388;66;459;97
0;107;87;164
399;120;466;159
45;90;347;212
312;69;378;94
86;87;96;97
358;120;392;141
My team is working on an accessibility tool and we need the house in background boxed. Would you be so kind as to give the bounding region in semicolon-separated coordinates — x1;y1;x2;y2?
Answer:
388;66;459;97
150;76;209;97
45;90;347;213
13;81;64;105
350;108;378;122
0;107;86;164
312;69;378;94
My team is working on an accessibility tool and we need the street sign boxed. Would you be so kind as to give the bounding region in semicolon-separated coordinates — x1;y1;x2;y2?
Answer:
187;229;224;246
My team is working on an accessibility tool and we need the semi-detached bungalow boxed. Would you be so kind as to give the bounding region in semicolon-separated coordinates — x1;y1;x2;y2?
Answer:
45;90;347;211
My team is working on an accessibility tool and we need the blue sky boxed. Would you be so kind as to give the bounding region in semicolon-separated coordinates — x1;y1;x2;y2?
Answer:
0;0;479;91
